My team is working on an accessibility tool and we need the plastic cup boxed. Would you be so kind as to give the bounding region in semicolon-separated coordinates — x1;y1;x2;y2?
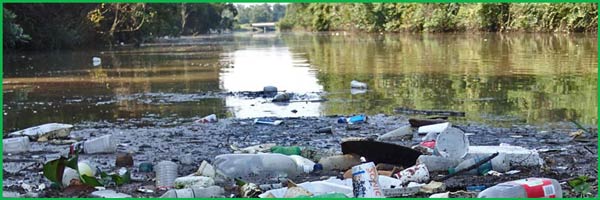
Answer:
83;135;117;154
155;161;178;189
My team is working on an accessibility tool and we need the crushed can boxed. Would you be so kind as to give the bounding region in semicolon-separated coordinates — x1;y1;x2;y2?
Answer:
351;162;384;198
392;164;430;185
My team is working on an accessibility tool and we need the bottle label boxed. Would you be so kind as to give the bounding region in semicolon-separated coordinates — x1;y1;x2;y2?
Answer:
512;178;556;198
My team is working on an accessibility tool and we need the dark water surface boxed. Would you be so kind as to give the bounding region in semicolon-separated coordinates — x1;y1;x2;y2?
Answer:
3;33;597;132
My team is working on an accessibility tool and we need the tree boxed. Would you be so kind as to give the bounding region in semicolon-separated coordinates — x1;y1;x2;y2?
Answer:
250;3;273;23
272;3;286;21
88;3;150;45
5;3;99;50
3;8;31;48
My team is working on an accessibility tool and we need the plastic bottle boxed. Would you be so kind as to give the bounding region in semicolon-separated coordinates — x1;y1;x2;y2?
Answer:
213;153;301;179
448;153;509;175
195;114;217;123
271;146;302;155
347;115;367;124
377;125;412;141
160;186;224;198
155;161;178;189
289;155;319;173
318;154;362;171
416;155;459;172
350;80;367;89
82;135;117;154
254;118;283;125
337;115;367;124
477;178;562;198
3;136;30;153
417;122;451;134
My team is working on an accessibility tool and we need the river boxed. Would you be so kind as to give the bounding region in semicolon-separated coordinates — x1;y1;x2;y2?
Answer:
3;32;597;132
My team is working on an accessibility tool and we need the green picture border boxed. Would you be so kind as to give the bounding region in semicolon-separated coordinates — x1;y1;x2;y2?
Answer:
0;0;598;199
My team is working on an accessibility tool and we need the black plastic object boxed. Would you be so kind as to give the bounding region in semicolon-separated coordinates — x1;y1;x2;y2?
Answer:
341;139;422;168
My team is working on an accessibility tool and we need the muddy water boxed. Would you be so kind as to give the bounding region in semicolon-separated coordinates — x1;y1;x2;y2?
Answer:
3;33;597;132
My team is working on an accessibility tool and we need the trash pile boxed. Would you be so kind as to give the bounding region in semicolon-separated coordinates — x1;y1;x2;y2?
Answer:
2;113;597;198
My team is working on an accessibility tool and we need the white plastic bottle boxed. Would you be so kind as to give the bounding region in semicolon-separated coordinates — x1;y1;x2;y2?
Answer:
449;153;509;175
478;177;562;198
213;153;301;179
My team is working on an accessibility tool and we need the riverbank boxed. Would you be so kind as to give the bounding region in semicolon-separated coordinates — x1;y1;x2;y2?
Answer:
2;114;597;198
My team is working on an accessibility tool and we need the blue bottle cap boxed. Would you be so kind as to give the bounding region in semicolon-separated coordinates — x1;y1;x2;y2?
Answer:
313;163;323;171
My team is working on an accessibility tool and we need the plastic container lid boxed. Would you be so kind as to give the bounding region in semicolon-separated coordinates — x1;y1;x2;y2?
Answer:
434;127;469;159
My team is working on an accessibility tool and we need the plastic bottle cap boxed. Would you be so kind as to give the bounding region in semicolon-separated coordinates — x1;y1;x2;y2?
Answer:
313;164;323;172
359;157;367;162
448;168;456;174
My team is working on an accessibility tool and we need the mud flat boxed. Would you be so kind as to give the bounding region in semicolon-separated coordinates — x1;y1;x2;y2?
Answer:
2;114;597;198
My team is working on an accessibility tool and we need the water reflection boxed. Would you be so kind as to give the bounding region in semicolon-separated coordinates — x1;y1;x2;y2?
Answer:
2;32;597;132
220;45;323;118
282;33;597;125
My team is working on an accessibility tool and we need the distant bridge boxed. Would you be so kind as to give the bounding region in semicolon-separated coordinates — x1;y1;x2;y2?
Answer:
251;22;277;32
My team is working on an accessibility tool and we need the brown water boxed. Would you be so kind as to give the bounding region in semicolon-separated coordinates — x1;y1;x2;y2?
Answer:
2;33;597;132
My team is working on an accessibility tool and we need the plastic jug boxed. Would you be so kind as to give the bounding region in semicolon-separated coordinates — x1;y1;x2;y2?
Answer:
477;178;562;198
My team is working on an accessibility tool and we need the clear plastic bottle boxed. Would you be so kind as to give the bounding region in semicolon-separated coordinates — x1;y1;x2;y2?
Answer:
477;178;562;198
288;155;318;173
416;155;459;172
213;153;301;179
3;136;30;153
155;161;178;189
378;125;412;141
83;135;117;154
449;153;509;175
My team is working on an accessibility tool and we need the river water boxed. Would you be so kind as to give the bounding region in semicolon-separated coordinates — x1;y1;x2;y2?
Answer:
3;32;597;132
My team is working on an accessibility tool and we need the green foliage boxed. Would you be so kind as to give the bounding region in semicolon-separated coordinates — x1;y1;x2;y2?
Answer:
42;155;78;185
3;8;31;48
4;3;237;50
42;153;130;188
478;3;510;31
236;3;285;24
5;4;99;50
279;3;597;33
568;176;591;197
422;3;463;32
509;3;597;32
